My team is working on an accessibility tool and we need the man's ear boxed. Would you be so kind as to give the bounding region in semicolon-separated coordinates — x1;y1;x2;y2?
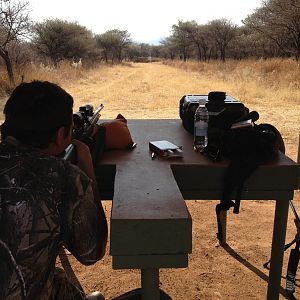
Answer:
55;126;66;147
42;126;66;156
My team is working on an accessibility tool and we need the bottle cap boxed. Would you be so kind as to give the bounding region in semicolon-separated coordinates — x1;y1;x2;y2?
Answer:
198;98;206;105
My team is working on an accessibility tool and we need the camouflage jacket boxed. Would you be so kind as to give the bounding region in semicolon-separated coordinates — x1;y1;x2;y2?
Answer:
0;137;102;300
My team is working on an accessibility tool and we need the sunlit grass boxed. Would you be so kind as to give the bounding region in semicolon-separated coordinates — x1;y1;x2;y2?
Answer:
0;58;299;159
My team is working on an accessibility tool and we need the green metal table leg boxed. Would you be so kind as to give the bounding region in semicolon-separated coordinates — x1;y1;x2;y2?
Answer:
267;198;289;300
220;210;227;243
141;268;160;300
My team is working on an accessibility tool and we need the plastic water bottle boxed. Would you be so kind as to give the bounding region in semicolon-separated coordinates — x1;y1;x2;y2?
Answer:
194;99;209;152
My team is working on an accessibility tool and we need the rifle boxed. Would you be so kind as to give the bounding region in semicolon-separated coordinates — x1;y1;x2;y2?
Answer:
63;104;105;163
263;200;300;298
263;132;300;298
285;201;300;298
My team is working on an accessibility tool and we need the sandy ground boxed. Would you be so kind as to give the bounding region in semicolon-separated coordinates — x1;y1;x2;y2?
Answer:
3;62;298;299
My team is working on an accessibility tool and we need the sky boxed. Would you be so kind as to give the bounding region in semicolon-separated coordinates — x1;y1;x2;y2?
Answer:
28;0;263;45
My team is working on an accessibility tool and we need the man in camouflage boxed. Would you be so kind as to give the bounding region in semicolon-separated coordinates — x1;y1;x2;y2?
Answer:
0;81;108;300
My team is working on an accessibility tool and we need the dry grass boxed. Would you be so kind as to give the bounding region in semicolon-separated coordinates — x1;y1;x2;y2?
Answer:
0;59;299;160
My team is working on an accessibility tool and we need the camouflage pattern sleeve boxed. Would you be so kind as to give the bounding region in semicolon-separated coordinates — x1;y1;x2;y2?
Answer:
60;162;102;265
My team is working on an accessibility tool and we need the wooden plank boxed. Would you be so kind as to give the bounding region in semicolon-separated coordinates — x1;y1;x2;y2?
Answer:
180;190;295;200
171;162;299;192
109;155;192;255
113;254;188;269
97;120;299;200
98;120;193;257
110;218;192;255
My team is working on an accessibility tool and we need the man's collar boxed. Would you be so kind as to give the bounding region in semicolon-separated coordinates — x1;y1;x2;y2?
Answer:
3;136;20;146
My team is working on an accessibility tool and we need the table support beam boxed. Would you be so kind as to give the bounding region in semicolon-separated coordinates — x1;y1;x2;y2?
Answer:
141;268;160;300
267;198;289;300
220;210;227;243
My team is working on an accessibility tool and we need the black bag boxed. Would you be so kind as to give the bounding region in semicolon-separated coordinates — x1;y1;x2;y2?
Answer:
215;122;285;241
179;92;285;242
179;91;248;136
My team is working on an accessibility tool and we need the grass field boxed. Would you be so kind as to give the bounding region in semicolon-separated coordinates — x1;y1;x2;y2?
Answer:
1;58;299;160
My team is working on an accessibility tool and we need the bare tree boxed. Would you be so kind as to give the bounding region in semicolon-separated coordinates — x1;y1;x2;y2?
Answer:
32;19;95;66
95;29;131;63
207;19;237;62
159;37;177;60
171;21;192;61
183;21;211;61
113;29;131;62
0;0;31;83
243;0;300;59
95;31;114;63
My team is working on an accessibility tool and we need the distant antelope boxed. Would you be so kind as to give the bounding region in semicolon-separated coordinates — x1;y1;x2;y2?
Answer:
39;62;54;72
72;57;82;68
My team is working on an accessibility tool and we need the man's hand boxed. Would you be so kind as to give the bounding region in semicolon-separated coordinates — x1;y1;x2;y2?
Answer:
71;139;94;179
89;123;99;137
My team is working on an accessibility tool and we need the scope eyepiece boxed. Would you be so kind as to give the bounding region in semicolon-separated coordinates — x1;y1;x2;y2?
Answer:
79;104;94;116
73;112;85;129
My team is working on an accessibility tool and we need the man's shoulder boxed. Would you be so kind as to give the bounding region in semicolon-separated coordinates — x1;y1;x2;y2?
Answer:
0;138;70;175
0;138;88;184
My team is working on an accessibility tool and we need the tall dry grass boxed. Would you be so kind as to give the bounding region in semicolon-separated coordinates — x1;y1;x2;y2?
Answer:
0;60;99;117
164;58;300;98
0;58;299;159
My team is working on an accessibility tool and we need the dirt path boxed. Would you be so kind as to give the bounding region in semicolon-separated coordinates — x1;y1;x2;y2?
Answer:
57;63;300;299
65;62;205;120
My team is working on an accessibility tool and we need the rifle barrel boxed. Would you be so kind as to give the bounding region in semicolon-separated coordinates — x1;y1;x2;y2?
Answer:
90;104;104;124
297;130;300;189
290;200;300;224
63;144;75;161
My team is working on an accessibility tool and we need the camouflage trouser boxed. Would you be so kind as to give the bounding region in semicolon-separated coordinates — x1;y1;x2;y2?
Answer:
50;267;85;300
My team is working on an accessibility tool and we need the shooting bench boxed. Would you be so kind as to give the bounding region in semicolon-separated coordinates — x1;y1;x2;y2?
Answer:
96;119;300;300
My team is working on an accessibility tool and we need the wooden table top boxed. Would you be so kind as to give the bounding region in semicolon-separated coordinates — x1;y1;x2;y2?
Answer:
94;119;300;258
97;119;299;202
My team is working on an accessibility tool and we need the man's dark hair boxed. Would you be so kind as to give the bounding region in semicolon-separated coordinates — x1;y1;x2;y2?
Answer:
0;80;74;148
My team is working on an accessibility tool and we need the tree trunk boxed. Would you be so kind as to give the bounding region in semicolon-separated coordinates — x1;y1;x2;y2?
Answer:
0;49;14;83
118;50;122;62
196;43;202;61
202;46;208;62
296;41;300;61
221;46;226;62
183;48;188;62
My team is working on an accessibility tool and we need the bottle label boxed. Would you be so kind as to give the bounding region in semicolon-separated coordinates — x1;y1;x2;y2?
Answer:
194;121;208;136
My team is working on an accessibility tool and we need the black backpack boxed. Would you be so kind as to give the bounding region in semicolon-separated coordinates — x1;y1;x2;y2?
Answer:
179;92;285;241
